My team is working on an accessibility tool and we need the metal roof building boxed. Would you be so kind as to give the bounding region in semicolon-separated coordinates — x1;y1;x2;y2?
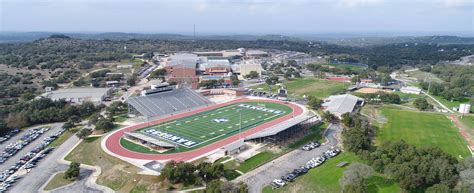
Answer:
41;87;112;104
322;94;364;118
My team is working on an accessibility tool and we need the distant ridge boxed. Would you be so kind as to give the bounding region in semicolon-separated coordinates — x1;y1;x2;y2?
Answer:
0;32;473;46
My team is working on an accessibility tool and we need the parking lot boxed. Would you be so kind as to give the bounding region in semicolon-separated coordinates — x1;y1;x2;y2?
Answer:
0;123;64;192
235;124;343;193
0;124;64;173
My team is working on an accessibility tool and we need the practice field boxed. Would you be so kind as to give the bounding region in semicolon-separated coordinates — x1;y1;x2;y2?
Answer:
377;107;471;158
123;101;292;153
252;77;350;99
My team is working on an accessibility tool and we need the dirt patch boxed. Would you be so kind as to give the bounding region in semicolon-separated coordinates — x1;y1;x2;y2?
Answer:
355;88;392;94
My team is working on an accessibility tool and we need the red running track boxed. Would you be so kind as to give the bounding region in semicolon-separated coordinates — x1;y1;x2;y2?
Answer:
104;98;304;161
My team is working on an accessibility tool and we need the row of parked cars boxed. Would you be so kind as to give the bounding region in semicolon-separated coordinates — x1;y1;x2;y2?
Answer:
0;128;50;164
0;128;65;192
271;148;341;189
0;129;20;144
301;141;320;151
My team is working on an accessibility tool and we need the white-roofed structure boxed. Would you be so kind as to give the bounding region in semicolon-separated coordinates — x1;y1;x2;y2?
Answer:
41;87;113;104
165;53;200;68
124;132;176;148
322;94;364;118
245;114;315;140
400;86;421;94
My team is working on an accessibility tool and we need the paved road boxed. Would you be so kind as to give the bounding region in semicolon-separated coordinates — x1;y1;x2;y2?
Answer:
0;123;64;173
234;124;343;193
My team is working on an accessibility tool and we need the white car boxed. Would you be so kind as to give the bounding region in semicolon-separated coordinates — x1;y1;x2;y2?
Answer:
271;179;286;188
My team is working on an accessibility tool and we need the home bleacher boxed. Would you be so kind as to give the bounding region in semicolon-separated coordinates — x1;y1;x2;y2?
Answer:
127;87;212;119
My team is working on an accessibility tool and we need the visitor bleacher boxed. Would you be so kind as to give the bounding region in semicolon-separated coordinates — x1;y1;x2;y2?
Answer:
127;88;212;119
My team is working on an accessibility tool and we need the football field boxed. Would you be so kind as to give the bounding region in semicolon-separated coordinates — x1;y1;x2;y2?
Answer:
128;102;292;152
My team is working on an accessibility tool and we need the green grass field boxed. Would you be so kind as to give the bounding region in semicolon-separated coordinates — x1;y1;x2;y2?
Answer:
377;107;471;158
461;115;474;129
325;63;366;72
262;153;400;193
430;95;470;110
124;102;291;153
43;172;75;191
406;70;444;83
253;77;350;99
238;151;277;173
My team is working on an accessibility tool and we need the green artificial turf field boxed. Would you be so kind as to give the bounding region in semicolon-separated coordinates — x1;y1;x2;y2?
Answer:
377;107;471;158
124;102;292;153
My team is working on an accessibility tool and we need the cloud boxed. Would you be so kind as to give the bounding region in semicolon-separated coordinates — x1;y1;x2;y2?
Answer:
336;0;385;8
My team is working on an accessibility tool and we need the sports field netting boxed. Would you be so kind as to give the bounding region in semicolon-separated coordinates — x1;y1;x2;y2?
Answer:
132;102;292;151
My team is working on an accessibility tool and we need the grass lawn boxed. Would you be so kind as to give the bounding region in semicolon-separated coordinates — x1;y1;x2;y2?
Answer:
113;114;128;123
288;123;327;149
262;153;400;193
48;128;77;148
431;95;470;110
406;70;444;83
252;77;350;99
43;172;75;191
65;136;164;192
377;107;471;158
325;63;366;72
238;151;277;173
393;91;422;100
461;115;474;129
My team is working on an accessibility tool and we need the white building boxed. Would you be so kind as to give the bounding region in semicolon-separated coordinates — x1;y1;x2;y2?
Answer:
400;86;421;94
41;87;113;104
459;104;471;114
322;94;365;118
239;60;263;79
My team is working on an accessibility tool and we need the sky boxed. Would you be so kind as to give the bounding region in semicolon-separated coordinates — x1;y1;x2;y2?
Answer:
0;0;473;36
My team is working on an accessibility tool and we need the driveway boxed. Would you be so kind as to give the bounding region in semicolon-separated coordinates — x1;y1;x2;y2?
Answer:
234;124;343;193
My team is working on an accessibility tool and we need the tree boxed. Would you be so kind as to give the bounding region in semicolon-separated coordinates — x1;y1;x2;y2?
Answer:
265;75;279;85
64;162;80;180
5;113;29;129
76;128;92;139
340;162;373;193
147;68;167;80
63;120;75;130
413;98;433;111
245;71;259;79
425;184;452;193
341;113;353;127
322;111;338;123
95;118;115;132
458;157;474;189
126;75;137;86
21;93;35;101
106;101;127;117
68;115;81;124
88;113;102;126
307;96;323;110
230;75;239;86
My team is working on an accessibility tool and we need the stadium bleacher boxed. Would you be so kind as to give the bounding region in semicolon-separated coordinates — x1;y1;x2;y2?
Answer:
127;88;212;119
